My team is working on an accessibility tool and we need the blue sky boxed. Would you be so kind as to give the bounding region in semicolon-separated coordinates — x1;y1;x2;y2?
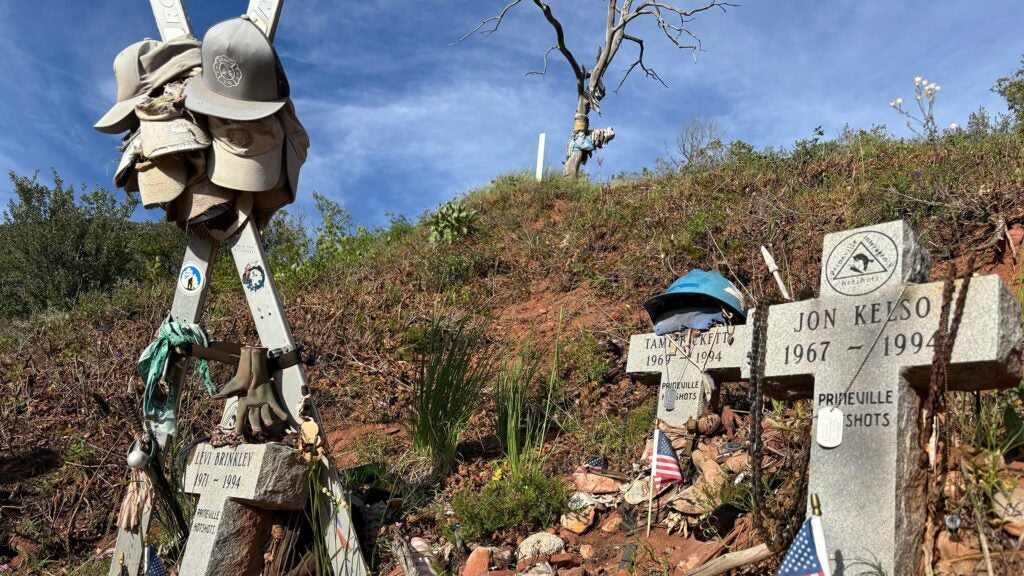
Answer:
0;1;1021;227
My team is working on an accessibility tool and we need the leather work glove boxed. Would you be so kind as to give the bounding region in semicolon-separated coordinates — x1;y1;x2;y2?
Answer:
214;346;289;436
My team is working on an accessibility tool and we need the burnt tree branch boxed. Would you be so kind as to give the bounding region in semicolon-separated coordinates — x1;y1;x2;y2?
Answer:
617;33;667;92
527;45;559;77
452;0;526;44
531;0;586;97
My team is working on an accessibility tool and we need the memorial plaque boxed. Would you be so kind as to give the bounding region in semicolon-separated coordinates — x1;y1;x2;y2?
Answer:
180;443;309;576
627;325;750;428
762;220;1022;575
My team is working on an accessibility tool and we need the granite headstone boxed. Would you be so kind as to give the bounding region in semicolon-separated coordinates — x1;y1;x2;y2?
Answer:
761;220;1022;575
179;442;309;576
627;324;750;428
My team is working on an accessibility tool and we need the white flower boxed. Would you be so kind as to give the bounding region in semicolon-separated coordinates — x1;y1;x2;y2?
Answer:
933;84;940;91
914;76;923;85
916;95;922;100
896;97;903;105
949;123;959;130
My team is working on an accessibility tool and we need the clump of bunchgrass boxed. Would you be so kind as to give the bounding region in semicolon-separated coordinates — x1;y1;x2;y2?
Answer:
409;312;492;471
494;345;544;479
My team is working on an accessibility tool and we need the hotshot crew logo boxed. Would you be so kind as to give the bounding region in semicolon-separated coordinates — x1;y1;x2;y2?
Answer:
242;262;266;292
213;55;243;88
825;230;898;296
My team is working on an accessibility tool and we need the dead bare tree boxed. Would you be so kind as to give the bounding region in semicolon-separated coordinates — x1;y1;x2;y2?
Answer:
458;1;735;176
676;116;725;169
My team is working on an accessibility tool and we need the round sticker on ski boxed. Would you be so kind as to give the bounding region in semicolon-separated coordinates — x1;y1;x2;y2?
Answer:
816;406;844;448
178;262;204;294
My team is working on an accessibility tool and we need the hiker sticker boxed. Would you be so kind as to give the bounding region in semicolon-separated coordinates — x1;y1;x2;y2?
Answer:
179;262;203;294
825;230;898;296
242;262;266;292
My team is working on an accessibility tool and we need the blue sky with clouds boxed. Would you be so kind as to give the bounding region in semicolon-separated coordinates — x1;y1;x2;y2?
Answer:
0;1;1021;227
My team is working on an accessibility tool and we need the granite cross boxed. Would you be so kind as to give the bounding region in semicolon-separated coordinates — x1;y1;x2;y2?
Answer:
179;442;309;575
626;324;751;429
761;220;1022;575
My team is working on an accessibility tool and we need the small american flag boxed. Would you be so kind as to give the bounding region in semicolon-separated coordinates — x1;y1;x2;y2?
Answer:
650;429;684;492
145;547;167;576
777;516;831;576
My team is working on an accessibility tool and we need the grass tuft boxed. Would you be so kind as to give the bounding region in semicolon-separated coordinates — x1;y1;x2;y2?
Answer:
409;312;493;471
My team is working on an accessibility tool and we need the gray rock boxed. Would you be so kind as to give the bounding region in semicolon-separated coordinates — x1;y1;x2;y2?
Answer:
488;547;513;569
178;442;309;576
515;532;564;559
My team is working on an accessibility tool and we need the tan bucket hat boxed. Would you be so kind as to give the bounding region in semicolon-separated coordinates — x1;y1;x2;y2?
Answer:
279;99;309;199
95;37;202;134
166;176;234;224
136;81;211;158
248;100;308;229
183;17;289;121
208;114;283;192
114;130;142;192
137;156;187;208
253;174;291;230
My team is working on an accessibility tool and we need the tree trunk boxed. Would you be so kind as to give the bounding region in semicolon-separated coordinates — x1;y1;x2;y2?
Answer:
563;149;585;176
563;96;591;177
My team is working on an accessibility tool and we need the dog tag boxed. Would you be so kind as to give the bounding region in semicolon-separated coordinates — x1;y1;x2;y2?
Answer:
816;406;844;448
663;384;676;411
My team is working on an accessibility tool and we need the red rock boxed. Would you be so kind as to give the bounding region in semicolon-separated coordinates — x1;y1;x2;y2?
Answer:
561;506;596;534
557;528;579;545
549;553;579;568
599;513;622;533
462;547;492;576
721;452;749;473
579;545;595;560
486;571;515;576
571;472;621;494
387;565;404;576
558;568;585;576
517;555;550;572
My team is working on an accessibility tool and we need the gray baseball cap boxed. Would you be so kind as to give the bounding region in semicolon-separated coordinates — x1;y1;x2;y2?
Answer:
184;17;290;121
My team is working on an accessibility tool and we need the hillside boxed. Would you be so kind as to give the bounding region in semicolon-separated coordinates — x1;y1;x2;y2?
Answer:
2;125;1024;574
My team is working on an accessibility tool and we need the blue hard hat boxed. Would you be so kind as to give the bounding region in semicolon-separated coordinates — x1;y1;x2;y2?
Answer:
643;269;747;324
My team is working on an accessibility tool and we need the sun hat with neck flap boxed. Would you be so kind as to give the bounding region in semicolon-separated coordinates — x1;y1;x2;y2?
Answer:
184;16;290;121
94;36;201;134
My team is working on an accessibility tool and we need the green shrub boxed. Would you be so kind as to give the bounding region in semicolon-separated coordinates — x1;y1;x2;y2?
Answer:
409;313;492;470
450;467;569;540
429;201;477;244
588;399;656;467
0;170;180;318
